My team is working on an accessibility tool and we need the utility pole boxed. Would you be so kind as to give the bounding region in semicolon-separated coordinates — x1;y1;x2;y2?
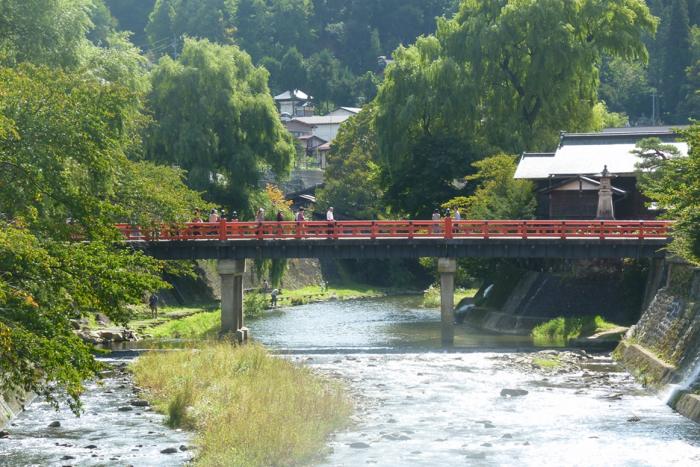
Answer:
651;90;657;125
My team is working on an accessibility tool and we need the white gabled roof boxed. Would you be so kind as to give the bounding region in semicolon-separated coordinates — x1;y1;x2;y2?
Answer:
328;107;362;116
292;115;351;126
514;128;689;179
274;89;311;101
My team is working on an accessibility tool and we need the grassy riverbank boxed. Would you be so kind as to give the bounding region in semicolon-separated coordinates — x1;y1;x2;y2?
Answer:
144;282;401;339
132;343;352;466
419;285;478;308
531;315;620;346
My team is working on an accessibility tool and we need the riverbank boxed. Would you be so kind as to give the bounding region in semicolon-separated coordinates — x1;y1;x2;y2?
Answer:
131;343;352;466
140;283;413;339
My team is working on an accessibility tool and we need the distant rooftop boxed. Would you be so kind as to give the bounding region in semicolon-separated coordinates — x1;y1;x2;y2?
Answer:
514;127;688;179
274;89;312;101
292;115;352;125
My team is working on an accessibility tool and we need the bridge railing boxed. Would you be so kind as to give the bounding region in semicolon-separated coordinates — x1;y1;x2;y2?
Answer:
115;219;672;242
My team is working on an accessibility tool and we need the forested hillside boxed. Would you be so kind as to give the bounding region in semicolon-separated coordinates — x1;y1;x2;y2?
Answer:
104;0;700;123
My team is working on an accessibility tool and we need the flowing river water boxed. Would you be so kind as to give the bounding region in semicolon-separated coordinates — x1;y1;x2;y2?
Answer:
2;296;700;466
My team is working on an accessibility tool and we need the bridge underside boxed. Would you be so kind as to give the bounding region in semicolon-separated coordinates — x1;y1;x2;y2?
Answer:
131;238;669;261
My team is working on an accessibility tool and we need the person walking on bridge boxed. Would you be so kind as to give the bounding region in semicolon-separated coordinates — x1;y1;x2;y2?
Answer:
432;208;441;234
326;207;335;237
208;209;219;223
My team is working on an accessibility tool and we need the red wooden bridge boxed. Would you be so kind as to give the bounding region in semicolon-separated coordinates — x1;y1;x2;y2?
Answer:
118;219;672;261
117;219;671;241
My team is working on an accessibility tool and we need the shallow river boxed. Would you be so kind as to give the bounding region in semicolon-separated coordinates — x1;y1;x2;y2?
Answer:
2;296;700;466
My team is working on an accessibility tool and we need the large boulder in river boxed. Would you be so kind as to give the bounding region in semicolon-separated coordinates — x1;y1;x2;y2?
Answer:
500;388;529;397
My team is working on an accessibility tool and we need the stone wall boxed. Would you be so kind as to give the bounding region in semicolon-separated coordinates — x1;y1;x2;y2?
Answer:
615;258;700;423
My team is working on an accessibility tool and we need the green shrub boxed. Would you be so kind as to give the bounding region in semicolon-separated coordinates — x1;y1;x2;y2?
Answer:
244;292;268;319
531;315;619;346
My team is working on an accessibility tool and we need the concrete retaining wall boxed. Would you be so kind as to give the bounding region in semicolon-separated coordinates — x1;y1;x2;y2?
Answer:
614;259;700;423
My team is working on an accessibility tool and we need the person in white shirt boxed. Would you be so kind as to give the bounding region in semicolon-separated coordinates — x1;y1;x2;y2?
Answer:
208;209;219;222
454;208;462;220
326;207;334;221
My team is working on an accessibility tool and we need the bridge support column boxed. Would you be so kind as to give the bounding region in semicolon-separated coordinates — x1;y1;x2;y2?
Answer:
438;258;457;347
217;259;247;341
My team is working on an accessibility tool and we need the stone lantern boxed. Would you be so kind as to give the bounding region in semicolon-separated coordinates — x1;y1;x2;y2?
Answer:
596;165;615;220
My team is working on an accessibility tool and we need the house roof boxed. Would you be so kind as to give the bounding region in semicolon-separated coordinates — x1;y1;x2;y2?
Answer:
292;115;351;126
328;107;362;116
539;176;627;195
514;127;689;179
274;89;311;101
318;142;332;151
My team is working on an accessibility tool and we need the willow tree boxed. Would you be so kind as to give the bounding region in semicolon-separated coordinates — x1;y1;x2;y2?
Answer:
439;0;657;152
147;38;296;212
372;0;656;217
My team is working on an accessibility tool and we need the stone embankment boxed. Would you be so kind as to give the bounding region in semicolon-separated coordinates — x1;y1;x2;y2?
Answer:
615;258;700;423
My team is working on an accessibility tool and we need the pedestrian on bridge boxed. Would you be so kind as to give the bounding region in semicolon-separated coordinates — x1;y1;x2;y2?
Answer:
295;207;305;222
208;209;219;223
432;209;441;234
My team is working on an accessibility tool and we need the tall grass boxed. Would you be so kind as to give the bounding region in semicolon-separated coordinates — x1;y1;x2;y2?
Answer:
531;315;619;346
420;285;478;308
132;343;352;466
149;310;220;338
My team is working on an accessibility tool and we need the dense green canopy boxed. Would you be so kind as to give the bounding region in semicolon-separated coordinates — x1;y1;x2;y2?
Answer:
147;38;296;213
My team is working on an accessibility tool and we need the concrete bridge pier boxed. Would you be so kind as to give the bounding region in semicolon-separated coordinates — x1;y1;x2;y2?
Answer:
217;259;248;342
438;258;457;347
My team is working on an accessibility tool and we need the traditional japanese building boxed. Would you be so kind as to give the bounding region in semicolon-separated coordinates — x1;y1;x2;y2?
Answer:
514;127;688;220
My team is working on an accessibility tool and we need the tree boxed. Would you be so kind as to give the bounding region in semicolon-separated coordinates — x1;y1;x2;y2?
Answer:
316;105;385;219
146;0;236;55
442;155;536;220
147;38;296;212
660;0;692;122
373;35;481;217
0;65;205;411
634;129;700;263
279;47;307;93
0;0;94;68
438;0;656;152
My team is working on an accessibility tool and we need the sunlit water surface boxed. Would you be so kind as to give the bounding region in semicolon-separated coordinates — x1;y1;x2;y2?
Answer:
1;296;699;466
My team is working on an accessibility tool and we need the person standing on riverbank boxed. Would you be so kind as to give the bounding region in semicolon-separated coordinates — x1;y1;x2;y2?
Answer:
148;293;159;318
270;288;279;307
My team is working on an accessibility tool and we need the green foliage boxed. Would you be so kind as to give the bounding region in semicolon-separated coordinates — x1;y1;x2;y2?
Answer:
0;0;94;68
244;292;268;319
147;38;296;212
531;315;619;346
634;128;700;263
442;155;536;220
438;0;656;152
316;105;385;219
0;64;206;411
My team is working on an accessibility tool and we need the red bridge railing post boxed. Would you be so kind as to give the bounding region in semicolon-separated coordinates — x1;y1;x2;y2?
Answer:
219;219;227;241
445;217;453;239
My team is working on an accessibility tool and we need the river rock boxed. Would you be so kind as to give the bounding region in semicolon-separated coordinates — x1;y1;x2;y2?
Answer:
179;445;189;451
160;447;179;454
349;442;371;449
500;388;529;397
0;430;9;438
627;415;641;422
117;406;133;412
48;421;61;428
84;444;98;449
61;455;75;460
130;400;149;407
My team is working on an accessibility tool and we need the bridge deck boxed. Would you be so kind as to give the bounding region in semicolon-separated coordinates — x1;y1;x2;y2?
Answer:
118;220;672;260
